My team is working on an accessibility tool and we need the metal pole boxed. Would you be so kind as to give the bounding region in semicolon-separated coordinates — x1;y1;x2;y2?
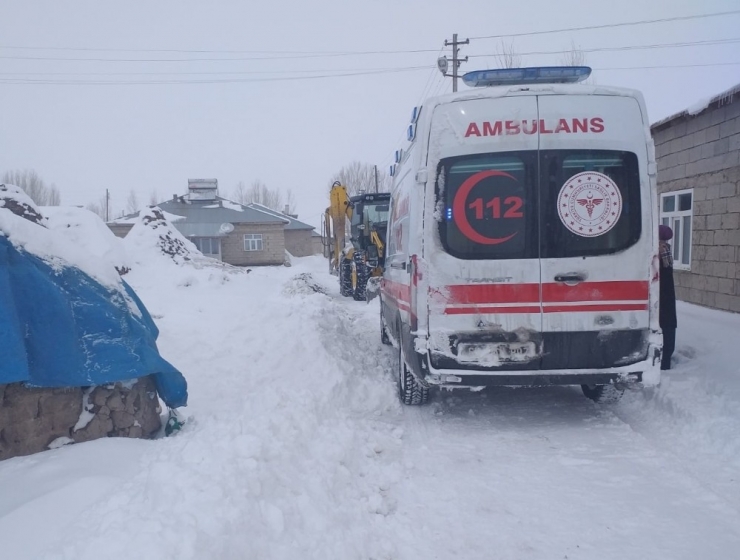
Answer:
452;33;459;93
444;33;469;93
374;165;379;193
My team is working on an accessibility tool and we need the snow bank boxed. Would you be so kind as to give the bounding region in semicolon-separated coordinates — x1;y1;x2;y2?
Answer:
618;301;740;506
42;205;130;274
0;184;124;290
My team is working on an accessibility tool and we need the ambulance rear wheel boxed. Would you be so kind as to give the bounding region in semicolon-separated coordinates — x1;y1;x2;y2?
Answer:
398;345;429;406
581;384;624;404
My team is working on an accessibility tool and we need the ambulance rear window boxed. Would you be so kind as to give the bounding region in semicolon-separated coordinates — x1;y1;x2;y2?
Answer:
540;150;641;258
437;152;539;260
437;150;642;260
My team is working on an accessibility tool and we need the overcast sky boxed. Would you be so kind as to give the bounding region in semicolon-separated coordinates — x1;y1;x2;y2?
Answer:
1;0;738;229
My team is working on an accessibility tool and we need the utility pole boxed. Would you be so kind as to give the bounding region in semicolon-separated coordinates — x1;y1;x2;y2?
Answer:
441;33;469;92
374;165;379;193
105;188;110;222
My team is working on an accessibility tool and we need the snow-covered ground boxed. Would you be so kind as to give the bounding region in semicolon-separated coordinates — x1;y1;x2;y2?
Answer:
2;251;740;559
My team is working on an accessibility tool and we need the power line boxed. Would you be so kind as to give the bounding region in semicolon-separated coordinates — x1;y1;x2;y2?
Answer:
0;51;440;63
469;9;740;40
596;61;740;70
3;35;735;69
468;37;740;58
415;48;446;106
1;9;736;65
0;65;433;85
0;44;441;56
0;65;434;77
1;60;738;86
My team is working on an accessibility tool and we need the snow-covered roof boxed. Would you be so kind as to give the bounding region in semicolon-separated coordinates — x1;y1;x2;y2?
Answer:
651;82;740;130
246;202;315;231
111;196;288;227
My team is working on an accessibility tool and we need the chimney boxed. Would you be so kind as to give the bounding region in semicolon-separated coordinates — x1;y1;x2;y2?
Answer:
284;204;290;215
173;194;177;201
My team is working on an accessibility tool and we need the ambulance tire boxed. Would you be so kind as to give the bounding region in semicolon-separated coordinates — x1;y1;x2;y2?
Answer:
580;384;624;404
352;254;370;301
339;258;353;297
398;344;429;406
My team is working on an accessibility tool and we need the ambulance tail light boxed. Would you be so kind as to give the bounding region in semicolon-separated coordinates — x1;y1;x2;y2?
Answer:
462;66;591;87
409;254;420;330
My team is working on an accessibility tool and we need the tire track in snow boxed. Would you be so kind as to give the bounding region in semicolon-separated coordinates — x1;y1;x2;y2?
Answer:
314;264;740;558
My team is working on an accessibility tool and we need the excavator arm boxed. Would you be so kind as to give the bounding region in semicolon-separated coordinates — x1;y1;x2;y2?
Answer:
325;181;352;274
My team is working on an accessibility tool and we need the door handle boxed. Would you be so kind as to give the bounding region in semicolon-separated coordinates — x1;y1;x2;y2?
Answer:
554;273;586;284
390;262;406;270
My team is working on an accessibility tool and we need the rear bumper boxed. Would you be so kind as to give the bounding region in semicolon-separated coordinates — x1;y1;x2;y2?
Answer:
419;345;662;389
425;370;643;388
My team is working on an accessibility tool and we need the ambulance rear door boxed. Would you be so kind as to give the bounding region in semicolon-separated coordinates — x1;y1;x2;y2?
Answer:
536;93;653;370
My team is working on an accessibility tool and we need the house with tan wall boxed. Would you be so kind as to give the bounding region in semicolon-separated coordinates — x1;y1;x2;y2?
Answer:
109;179;318;266
651;83;740;313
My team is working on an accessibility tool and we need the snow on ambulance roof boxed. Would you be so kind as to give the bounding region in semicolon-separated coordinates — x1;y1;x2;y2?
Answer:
0;184;125;290
425;82;646;107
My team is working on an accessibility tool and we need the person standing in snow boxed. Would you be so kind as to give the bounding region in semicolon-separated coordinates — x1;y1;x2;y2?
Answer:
659;225;677;370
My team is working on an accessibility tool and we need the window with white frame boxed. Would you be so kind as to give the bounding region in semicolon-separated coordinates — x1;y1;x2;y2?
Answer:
244;233;264;252
659;189;693;269
191;237;221;258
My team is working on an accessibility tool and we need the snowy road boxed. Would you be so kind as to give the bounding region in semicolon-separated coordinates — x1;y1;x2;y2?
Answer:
2;255;740;559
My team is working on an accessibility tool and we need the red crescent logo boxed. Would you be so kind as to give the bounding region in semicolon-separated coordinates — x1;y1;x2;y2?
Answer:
452;170;519;245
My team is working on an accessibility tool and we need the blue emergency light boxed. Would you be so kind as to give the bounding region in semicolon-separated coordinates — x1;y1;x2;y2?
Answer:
462;66;592;88
410;106;421;124
407;123;416;141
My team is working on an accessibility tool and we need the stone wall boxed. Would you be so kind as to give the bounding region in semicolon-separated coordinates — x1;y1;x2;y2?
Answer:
0;377;162;461
221;223;285;266
652;98;740;313
285;229;316;257
312;235;326;257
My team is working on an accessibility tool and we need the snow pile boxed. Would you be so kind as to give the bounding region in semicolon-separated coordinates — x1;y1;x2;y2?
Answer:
123;206;200;266
0;183;124;289
42;205;130;274
282;272;327;296
0;184;45;225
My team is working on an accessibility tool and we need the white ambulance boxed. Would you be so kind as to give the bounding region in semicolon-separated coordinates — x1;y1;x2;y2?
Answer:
380;66;662;405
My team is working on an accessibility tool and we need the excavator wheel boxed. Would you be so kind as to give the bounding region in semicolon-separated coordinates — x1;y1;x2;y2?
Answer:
352;253;371;301
339;258;353;297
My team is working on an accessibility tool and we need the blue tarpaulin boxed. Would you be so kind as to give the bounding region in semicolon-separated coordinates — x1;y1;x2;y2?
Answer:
0;236;187;408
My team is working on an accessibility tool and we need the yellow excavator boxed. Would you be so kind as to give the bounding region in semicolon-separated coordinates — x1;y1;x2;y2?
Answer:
322;181;390;301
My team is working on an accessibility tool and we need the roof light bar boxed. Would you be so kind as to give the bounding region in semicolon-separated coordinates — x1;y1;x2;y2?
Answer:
462;66;592;87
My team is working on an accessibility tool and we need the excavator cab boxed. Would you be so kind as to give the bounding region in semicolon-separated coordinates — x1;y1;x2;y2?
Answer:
349;194;390;269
